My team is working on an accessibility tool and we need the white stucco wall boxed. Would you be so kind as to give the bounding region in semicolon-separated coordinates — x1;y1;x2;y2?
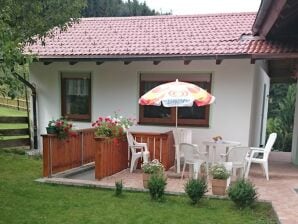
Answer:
249;61;270;147
30;59;256;150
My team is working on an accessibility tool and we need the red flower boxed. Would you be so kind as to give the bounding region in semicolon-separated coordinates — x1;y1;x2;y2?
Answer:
113;138;119;145
70;132;78;137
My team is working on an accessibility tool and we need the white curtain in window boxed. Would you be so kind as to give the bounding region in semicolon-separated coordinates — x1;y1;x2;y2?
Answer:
67;79;88;96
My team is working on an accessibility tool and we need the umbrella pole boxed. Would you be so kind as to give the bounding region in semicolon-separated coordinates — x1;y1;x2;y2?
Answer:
176;106;178;129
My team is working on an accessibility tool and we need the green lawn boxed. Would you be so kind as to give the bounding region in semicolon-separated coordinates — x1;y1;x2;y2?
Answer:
0;151;278;224
0;106;27;116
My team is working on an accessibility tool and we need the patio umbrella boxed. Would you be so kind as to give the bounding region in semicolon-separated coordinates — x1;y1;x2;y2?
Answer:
138;79;215;128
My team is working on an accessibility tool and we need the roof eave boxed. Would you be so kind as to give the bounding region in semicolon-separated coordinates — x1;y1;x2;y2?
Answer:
252;0;288;37
33;54;252;62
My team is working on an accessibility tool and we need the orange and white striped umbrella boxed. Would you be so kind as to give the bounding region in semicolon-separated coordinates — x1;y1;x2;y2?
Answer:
139;79;215;107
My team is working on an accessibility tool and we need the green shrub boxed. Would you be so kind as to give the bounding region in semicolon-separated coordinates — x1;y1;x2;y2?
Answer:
184;178;207;204
115;180;123;196
148;174;167;201
228;179;258;209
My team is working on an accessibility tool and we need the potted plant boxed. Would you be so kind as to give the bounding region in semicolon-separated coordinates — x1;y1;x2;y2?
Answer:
46;120;57;134
210;164;230;195
46;117;76;140
92;112;134;142
141;159;164;188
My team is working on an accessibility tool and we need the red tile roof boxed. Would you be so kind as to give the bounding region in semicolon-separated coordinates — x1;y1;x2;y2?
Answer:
26;13;298;59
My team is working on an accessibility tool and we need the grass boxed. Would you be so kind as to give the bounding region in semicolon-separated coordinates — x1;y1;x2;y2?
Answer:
0;151;278;224
0;106;27;116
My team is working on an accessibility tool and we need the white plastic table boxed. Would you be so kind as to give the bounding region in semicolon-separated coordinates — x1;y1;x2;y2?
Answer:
202;140;241;165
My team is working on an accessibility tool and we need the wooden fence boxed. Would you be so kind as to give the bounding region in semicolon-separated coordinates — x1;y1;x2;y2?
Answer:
0;116;30;148
0;97;28;111
41;129;175;179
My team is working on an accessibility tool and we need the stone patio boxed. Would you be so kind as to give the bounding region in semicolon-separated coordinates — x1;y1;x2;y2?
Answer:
38;151;298;224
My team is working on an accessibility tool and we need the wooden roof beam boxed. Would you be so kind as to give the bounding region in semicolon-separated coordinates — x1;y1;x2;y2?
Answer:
184;60;191;65
96;61;104;65
43;61;52;65
69;61;78;65
215;59;222;65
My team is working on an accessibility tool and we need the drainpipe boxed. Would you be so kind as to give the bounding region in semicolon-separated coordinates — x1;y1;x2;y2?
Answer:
12;71;38;149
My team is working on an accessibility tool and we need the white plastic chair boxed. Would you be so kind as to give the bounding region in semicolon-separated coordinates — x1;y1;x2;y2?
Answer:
127;132;150;173
180;143;209;180
220;146;250;178
245;133;277;180
221;162;233;187
173;128;192;174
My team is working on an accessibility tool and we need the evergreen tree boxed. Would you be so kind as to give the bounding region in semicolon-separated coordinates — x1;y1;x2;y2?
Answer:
82;0;164;17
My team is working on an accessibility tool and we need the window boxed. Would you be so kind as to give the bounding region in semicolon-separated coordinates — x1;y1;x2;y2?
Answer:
139;73;212;127
61;72;91;121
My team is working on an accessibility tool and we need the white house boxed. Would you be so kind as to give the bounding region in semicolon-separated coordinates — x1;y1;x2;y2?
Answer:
26;10;298;163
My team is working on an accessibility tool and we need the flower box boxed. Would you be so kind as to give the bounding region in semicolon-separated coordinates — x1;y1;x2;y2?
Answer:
46;126;56;134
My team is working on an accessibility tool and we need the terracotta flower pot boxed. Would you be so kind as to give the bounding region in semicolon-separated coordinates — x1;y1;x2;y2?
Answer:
212;179;227;196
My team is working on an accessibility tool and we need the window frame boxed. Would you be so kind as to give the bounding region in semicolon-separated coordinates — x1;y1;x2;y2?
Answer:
61;72;92;122
139;74;212;127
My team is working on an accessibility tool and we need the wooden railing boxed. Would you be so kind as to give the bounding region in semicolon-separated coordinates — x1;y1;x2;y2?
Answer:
42;129;96;177
94;138;128;180
132;131;175;170
42;129;175;178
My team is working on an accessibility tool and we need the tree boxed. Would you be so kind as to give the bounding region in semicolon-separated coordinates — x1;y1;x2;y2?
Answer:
267;84;296;151
0;0;87;97
82;0;164;17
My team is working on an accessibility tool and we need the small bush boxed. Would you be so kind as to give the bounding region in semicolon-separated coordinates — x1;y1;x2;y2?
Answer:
228;179;258;209
148;174;167;201
115;180;123;196
185;178;208;204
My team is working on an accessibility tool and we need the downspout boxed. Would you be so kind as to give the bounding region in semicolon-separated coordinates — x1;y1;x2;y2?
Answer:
12;71;38;149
